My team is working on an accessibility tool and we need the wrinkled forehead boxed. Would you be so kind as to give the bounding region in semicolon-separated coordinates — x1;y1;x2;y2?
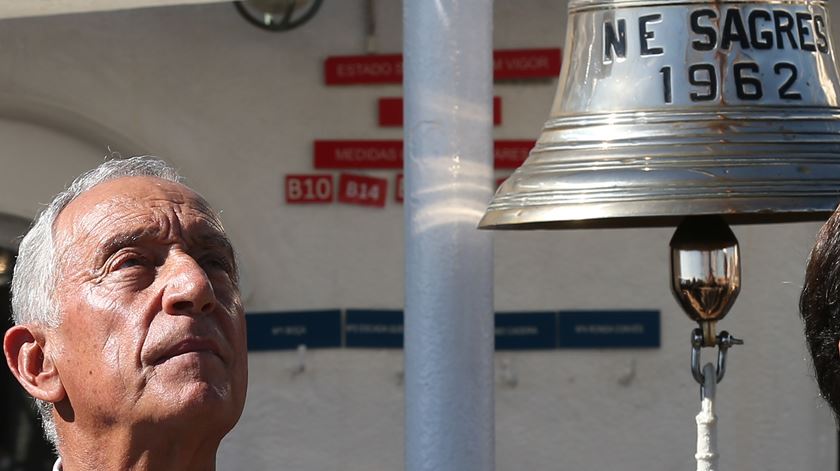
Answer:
53;176;228;260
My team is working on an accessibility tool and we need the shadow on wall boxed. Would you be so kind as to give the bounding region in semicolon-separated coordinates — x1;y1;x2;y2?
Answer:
0;215;54;470
0;96;150;224
0;94;143;156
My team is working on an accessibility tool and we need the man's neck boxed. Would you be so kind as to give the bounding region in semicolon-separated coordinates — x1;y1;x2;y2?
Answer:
56;424;221;471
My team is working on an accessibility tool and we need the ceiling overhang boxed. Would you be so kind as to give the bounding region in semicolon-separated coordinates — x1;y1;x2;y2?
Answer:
0;0;231;20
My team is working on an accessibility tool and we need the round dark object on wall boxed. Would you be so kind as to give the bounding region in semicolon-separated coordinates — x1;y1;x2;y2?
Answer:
234;0;324;32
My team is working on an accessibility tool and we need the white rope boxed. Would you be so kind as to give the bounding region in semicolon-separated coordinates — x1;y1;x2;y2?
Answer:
696;363;719;471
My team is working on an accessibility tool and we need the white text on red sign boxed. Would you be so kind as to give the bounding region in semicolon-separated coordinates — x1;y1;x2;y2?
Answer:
338;173;388;208
285;174;334;204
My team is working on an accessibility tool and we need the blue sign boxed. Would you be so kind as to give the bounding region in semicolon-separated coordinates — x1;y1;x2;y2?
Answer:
243;308;660;351
495;312;558;350
557;310;660;349
247;310;342;351
345;309;404;349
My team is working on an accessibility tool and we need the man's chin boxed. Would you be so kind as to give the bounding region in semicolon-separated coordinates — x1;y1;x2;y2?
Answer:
136;385;243;438
144;372;245;426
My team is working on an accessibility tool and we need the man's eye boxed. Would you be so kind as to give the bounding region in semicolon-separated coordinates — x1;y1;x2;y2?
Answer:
202;255;232;273
114;256;145;270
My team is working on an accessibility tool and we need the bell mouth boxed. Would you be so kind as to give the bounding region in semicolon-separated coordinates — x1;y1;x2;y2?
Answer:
478;206;833;230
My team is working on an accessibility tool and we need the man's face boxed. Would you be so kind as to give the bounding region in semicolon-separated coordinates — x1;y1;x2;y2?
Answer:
49;176;247;437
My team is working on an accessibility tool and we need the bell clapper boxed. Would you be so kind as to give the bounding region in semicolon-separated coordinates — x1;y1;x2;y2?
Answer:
670;216;745;471
670;215;743;386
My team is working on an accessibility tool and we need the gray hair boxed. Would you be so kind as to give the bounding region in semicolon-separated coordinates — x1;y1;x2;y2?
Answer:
10;156;182;447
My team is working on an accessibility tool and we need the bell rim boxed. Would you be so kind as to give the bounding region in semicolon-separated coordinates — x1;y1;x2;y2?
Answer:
478;202;836;230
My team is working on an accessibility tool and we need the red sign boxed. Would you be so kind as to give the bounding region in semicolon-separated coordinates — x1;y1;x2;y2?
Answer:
285;174;334;204
338;173;388;207
325;48;562;85
325;54;403;85
377;98;402;127
315;140;403;169
378;97;502;127
395;173;404;203
315;140;534;170
494;140;534;169
494;48;562;80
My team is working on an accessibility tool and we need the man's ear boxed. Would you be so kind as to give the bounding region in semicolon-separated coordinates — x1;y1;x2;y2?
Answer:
3;325;65;403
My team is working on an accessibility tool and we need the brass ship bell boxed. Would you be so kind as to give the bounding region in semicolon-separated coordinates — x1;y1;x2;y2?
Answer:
480;0;840;381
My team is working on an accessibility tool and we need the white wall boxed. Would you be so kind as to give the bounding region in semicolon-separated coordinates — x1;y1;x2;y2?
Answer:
0;1;836;470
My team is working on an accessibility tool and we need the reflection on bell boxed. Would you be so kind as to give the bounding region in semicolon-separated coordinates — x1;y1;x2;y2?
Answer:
670;216;740;346
480;0;840;229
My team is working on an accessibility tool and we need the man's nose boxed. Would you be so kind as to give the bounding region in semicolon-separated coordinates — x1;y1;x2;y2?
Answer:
161;252;216;316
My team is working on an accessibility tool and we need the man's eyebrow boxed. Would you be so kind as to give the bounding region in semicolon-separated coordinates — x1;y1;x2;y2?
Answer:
95;227;161;260
191;232;235;256
92;226;234;265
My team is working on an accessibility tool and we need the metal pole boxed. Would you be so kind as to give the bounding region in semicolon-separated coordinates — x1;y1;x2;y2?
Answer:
403;0;495;470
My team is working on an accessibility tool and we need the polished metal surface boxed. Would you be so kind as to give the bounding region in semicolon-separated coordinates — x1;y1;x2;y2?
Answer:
671;216;740;345
481;0;840;229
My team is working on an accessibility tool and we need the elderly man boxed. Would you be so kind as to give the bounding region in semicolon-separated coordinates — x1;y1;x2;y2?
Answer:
3;157;248;470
